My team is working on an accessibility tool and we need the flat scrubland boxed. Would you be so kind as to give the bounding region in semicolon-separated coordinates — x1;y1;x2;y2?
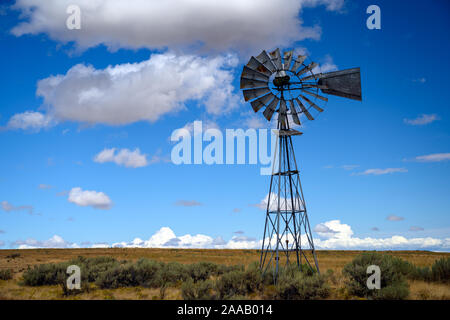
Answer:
0;248;448;300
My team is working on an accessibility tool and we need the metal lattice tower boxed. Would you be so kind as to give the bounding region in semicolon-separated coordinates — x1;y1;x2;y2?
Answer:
260;111;320;279
240;48;362;281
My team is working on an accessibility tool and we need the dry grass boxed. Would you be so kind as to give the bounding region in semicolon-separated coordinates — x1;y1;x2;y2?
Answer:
0;248;448;300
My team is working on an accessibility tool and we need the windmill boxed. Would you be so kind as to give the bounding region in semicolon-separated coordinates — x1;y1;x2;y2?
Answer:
240;48;362;280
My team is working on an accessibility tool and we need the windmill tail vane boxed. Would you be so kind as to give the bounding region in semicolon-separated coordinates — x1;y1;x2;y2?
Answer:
240;48;362;281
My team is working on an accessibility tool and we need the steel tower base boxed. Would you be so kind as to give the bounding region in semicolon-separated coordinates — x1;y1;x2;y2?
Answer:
259;122;319;281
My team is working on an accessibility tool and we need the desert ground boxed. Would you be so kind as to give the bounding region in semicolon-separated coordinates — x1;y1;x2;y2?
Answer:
0;248;448;300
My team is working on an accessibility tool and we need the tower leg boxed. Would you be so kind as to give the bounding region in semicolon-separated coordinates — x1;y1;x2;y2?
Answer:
260;122;319;281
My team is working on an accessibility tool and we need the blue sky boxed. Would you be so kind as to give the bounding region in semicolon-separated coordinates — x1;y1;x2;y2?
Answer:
0;0;449;250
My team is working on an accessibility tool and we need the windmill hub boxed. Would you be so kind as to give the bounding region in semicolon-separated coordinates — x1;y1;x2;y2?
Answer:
273;75;290;87
239;48;362;282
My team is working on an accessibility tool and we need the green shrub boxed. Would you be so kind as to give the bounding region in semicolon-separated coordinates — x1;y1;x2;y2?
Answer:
275;273;330;300
22;256;123;287
215;270;247;299
431;257;450;283
157;262;189;286
95;263;140;289
0;269;13;280
22;263;68;286
410;266;432;282
187;262;219;282
181;278;216;300
373;282;410;300
215;263;266;299
134;258;164;287
342;252;409;300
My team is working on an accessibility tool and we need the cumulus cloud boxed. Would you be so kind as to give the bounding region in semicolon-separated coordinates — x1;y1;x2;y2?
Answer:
94;148;148;168
1;201;33;214
413;153;450;163
387;215;404;221
38;184;52;189
404;114;439;126
112;227;217;249
313;221;449;250
174;200;202;207
313;54;338;73
14;235;79;249
355;168;408;176
15;52;238;128
6;111;54;131
10;0;344;53
68;187;112;209
252;193;304;212
10;224;450;251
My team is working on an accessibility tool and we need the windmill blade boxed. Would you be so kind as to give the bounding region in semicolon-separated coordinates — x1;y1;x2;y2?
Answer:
288;100;301;125
268;48;282;71
246;56;272;77
301;95;324;112
242;87;270;101
240;77;268;90
302;84;328;90
242;66;270;82
250;93;275;112
263;97;279;121
318;67;362;101
256;50;277;73
295;98;314;121
290;55;307;73
301;89;328;102
283;50;294;70
296;62;318;76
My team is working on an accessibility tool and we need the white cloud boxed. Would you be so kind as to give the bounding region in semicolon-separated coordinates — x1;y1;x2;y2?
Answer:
20;52;238;127
312;220;449;250
412;78;426;83
178;119;220;138
1;201;33;214
314;220;350;238
253;193;304;212
355;168;408;176
9;223;450;251
15;235;79;249
313;54;338;74
68;187;112;210
174;200;203;207
413;153;450;162
404;114;439;126
387;215;404;221
341;164;359;171
38;184;52;189
94;148;148;168
10;0;344;53
6;111;54;131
